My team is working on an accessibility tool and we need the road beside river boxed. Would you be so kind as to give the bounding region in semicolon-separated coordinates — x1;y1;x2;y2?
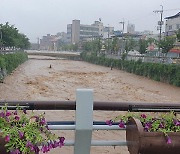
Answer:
0;56;180;154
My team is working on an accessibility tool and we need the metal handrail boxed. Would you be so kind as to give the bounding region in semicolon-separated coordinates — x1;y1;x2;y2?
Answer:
1;89;180;154
1;101;180;112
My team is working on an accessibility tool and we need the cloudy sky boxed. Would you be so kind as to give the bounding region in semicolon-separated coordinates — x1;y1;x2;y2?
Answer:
0;0;179;43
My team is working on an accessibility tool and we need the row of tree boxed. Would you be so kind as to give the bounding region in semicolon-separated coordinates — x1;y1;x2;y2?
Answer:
0;22;30;50
80;52;180;87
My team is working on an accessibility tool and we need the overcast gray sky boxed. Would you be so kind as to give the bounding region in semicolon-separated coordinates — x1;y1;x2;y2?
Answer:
0;0;179;43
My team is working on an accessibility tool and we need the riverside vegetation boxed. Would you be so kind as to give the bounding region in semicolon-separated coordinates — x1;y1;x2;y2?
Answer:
0;52;28;82
80;52;180;87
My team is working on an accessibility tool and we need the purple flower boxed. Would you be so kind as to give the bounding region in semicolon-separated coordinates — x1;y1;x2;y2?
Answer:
141;114;147;119
14;110;17;115
58;137;65;147
45;125;49;130
166;136;172;144
10;149;20;154
173;120;180;126
144;122;152;131
47;142;53;150
6;111;11;117
40;118;46;125
118;121;125;128
34;146;40;153
23;108;27;114
19;131;24;139
159;123;165;128
0;112;5;118
26;141;35;151
106;120;113;126
14;116;20;121
41;145;49;153
59;137;65;144
52;141;59;148
5;135;10;142
26;141;33;147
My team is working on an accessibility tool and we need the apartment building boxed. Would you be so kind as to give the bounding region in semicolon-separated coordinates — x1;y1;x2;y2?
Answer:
67;20;114;44
127;23;135;34
165;12;180;36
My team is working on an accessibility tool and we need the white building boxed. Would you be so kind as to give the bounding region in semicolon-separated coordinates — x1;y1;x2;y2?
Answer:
67;20;114;44
165;12;180;36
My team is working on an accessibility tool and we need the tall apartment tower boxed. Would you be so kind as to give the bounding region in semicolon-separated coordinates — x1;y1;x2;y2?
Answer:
127;23;135;34
72;20;80;44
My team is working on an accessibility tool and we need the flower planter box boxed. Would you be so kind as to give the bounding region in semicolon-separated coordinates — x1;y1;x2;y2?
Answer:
0;136;8;154
126;117;180;154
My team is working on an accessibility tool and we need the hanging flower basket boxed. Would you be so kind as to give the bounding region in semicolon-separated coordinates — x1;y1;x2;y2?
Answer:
126;117;180;154
0;105;65;154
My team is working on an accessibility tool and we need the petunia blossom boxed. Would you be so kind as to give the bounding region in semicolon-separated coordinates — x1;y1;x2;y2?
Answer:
19;131;24;139
105;120;113;126
5;135;10;142
118;121;125;128
140;114;147;119
14;116;20;121
166;136;172;144
6;111;11;117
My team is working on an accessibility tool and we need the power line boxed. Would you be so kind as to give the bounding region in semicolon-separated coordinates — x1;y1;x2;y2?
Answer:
163;8;180;12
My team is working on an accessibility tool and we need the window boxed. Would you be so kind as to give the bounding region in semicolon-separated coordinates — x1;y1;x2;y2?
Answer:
177;24;180;29
169;25;172;30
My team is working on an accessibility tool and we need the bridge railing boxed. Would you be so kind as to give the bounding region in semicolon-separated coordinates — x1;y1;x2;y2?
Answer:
1;89;180;154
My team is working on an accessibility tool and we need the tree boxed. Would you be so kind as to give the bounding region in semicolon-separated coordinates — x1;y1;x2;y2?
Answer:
72;43;78;51
139;39;148;54
158;36;175;54
0;22;30;49
111;37;119;54
176;29;180;42
124;37;136;52
147;37;157;45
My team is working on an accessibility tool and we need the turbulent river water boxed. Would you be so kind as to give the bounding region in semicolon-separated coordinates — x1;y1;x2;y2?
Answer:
0;55;180;154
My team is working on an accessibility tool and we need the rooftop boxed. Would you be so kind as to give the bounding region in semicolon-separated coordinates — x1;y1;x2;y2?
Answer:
165;12;180;19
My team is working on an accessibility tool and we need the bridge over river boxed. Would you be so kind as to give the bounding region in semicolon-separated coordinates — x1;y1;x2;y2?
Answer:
26;50;81;60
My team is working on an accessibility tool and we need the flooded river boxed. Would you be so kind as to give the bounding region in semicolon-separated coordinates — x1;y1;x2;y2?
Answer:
0;55;180;154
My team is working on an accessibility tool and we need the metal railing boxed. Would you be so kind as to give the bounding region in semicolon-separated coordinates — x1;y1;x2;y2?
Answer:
1;89;180;154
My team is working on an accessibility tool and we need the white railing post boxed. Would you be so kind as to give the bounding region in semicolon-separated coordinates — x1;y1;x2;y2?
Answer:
74;89;93;154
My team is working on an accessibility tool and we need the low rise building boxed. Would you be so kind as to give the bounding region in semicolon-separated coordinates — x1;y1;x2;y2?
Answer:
40;32;67;50
165;12;180;36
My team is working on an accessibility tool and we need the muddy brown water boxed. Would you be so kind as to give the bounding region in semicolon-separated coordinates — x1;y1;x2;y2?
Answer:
0;55;180;154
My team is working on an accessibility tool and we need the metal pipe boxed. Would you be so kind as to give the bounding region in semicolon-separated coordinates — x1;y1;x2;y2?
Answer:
93;125;125;130
64;140;127;146
48;125;125;130
91;140;127;146
0;101;180;112
48;125;75;130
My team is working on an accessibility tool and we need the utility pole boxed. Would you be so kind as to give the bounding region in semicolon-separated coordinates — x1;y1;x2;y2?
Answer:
119;19;125;53
108;24;110;54
0;27;2;50
154;5;164;52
